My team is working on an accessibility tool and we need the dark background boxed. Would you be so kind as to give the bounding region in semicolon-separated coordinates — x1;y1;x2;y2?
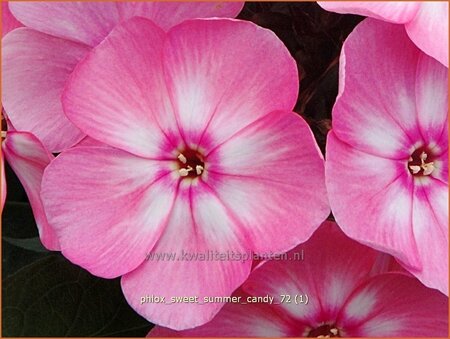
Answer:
2;3;362;337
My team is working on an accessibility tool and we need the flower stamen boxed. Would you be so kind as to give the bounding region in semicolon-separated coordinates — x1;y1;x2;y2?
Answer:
179;166;193;177
408;151;434;176
177;153;187;164
176;151;205;178
195;165;204;175
308;324;340;337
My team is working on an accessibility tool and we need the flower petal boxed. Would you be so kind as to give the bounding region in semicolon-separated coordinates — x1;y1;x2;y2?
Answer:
338;273;448;337
163;18;298;149
408;180;448;295
326;132;421;268
116;2;244;31
63;17;177;158
432;148;448;184
414;53;448;147
2;2;23;37
241;222;380;329
121;183;252;330
2;131;59;250
2;28;88;152
317;2;419;23
333;19;423;159
41;147;177;278
206;110;329;253
10;2;243;47
10;2;121;47
406;2;449;67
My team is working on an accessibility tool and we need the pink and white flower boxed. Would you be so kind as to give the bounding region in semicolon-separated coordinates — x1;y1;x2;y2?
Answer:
318;1;449;67
40;17;330;329
325;19;448;295
148;221;448;337
2;1;243;152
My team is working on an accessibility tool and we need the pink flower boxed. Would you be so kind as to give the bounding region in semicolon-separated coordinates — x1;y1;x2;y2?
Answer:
325;19;448;295
2;1;243;152
318;1;448;67
40;18;330;329
2;125;59;250
148;222;448;337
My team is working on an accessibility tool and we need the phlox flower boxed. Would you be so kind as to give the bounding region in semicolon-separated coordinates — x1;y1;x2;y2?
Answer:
318;1;448;67
40;18;330;329
148;222;448;338
325;19;448;295
2;1;243;152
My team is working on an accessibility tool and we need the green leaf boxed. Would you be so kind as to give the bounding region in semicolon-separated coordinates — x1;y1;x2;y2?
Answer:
3;236;48;253
3;255;152;337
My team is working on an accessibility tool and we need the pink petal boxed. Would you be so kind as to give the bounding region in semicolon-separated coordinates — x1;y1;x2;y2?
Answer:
2;2;23;37
148;291;301;337
408;180;448;295
163;18;299;148
2;28;88;152
63;18;177;158
406;2;449;67
74;136;110;148
326;132;421;268
368;252;411;277
241;222;381;329
206;110;329;253
10;2;243;47
148;327;181;337
9;2;121;47
116;2;244;31
432;147;448;184
317;2;420;23
40;147;178;278
339;273;448;337
414;53;449;147
333;19;423;159
2;131;59;250
121;184;252;330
